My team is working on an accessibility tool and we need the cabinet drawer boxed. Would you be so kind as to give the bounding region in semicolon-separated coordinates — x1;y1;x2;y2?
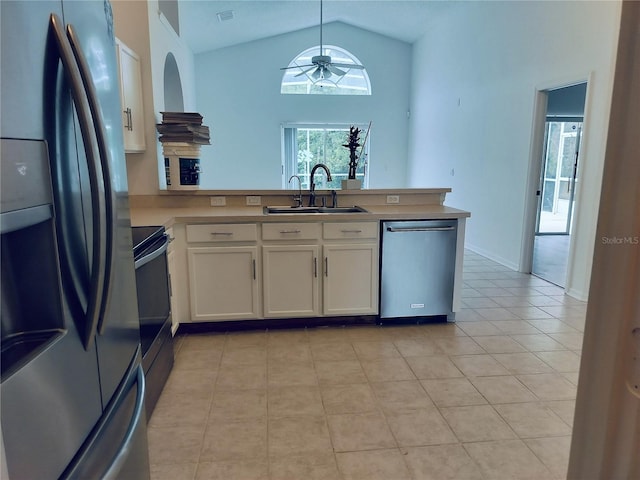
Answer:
262;222;321;241
186;223;257;243
323;222;378;240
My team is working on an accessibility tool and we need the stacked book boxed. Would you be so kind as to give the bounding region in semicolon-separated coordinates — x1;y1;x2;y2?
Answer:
156;112;211;144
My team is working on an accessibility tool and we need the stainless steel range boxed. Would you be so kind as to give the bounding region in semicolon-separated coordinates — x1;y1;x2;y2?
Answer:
131;226;174;419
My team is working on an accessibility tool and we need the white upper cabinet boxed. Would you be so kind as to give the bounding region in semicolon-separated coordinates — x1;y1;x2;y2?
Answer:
115;38;145;152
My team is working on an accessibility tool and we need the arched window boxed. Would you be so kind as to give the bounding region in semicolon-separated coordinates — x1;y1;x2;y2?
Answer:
281;45;371;95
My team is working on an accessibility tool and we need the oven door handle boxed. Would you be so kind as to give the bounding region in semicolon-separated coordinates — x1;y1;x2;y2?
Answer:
134;235;169;269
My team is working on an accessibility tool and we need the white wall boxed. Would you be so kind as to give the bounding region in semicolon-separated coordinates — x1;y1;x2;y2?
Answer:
195;22;412;189
407;0;621;300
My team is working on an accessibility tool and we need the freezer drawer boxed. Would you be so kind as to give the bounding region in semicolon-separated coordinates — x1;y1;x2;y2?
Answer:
380;220;457;318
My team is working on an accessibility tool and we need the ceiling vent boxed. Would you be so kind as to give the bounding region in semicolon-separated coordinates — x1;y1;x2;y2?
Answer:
216;10;234;22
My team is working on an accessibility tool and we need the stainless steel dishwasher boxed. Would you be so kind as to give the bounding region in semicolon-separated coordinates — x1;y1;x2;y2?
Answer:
380;219;457;319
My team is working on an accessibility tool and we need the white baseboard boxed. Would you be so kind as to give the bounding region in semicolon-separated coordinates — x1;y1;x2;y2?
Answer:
464;243;520;271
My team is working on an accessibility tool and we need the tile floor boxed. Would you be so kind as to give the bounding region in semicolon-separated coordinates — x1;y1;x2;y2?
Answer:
148;250;586;479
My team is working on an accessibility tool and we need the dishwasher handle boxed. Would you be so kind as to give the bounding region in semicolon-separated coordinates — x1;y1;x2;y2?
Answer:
386;226;455;233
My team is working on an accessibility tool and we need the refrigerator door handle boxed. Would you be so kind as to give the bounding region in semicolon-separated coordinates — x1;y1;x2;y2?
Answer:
66;23;116;337
50;14;106;350
102;365;146;480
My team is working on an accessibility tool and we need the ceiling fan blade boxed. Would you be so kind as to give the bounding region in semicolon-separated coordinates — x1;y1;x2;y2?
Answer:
295;66;316;77
331;63;365;70
312;67;322;80
280;63;314;70
327;64;346;76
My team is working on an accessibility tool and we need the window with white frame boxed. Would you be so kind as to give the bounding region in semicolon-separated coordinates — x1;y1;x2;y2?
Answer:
282;124;370;190
281;45;371;95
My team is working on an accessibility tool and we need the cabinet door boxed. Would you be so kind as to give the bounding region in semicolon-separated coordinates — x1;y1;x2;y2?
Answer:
115;39;145;152
166;249;180;334
262;245;320;318
323;243;379;315
187;246;259;321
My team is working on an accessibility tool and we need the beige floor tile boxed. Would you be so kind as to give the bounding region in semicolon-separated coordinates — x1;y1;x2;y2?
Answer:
492;352;555;375
382;325;431;340
215;364;266;391
393;337;443;357
268;385;324;417
352;341;401;359
268;361;317;387
179;333;226;351
526;295;564;307
469;376;537;404
432;336;485;355
336;449;412;480
421;378;487;407
327;412;396;452
510;334;567;352
543;400;576;427
405;355;464;379
307;327;352;344
269;452;340;480
493;295;535;307
478;310;520;320
548;332;584;350
457;321;504;336
200;419;267;462
150;462;197;480
490;320;542;334
220;345;266;366
526;318;579;333
535;350;581;373
464;439;554;479
472;335;527;354
267;328;309;346
524;436;571;479
516;373;576;401
315;360;368;385
561;371;580;385
161;368;217;395
386;408;457;446
423;323;466;337
440;405;516;442
209;388;267;421
149;390;212;428
268;343;312;363
455;308;487;321
174;348;223;371
225;331;267;349
320;383;378;414
507;306;554;320
268;415;333;457
310;342;357;361
147;424;205;466
403;444;483;480
345;326;389;342
370;380;434;412
494;402;572;438
462;297;501;309
450;354;510;376
360;357;416;382
195;459;268;480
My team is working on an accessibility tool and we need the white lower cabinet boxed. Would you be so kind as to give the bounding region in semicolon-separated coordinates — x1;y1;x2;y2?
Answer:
187;246;259;321
323;243;379;315
262;245;320;317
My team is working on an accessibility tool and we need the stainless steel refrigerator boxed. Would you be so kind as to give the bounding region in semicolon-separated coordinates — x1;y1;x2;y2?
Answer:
1;1;150;478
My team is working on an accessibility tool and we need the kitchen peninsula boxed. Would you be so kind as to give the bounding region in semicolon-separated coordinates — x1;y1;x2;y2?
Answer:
129;189;470;333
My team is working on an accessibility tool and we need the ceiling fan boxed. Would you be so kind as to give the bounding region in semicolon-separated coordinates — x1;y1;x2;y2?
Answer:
281;0;365;81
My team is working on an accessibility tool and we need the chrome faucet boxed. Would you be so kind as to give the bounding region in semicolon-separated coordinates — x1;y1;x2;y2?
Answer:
288;174;303;207
308;163;332;207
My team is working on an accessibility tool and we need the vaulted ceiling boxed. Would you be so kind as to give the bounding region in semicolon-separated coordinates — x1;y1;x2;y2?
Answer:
178;0;460;53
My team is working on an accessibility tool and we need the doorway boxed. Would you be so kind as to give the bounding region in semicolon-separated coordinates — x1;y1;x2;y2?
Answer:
532;83;587;287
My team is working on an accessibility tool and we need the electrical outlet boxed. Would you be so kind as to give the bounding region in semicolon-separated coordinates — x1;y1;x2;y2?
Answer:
386;195;400;204
246;195;261;206
210;196;226;206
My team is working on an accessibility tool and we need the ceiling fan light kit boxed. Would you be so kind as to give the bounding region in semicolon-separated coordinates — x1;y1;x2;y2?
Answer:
281;0;364;84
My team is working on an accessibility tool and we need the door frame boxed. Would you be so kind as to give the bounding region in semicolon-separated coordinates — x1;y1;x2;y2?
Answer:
520;74;593;284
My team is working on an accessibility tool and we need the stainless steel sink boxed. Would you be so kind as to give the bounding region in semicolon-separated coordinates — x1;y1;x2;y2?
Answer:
264;205;368;214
